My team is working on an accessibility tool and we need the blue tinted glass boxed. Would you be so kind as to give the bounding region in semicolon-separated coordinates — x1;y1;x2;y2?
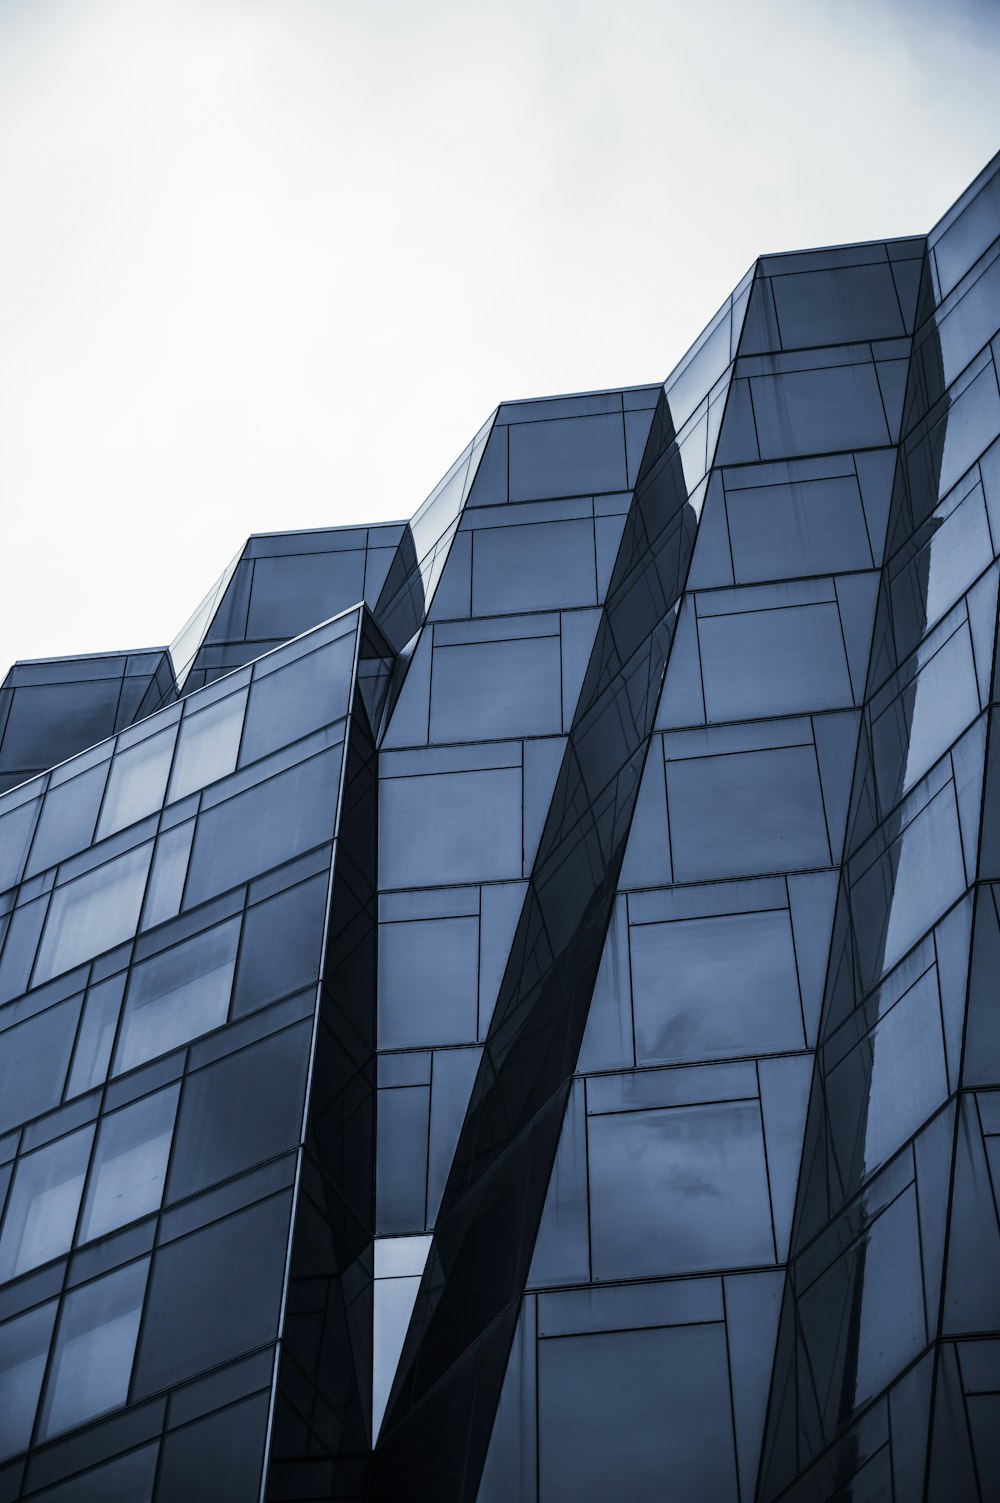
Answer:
0;1125;94;1280
80;1084;179;1239
25;763;106;876
115;918;240;1073
430;636;561;742
751;364;890;458
507;412;626;501
232;874;327;1017
538;1323;738;1502
38;1257;148;1439
246;551;365;640
377;1086;429;1234
631;909;804;1063
379;916;478;1049
698;600;854;720
472;520;597;615
588;1097;774;1279
0;1300;57;1460
35;842;152;984
379;767;522;888
239;633;355;766
96;727;175;840
770;262;905;347
183;749;341;906
66;974;125;1097
0;995;82;1134
132;1194;290;1396
725;473;873;583
165;1025;309;1200
168;689;246;802
666;744;830;882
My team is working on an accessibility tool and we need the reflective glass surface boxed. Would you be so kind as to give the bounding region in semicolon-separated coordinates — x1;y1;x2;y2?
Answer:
1;157;999;1503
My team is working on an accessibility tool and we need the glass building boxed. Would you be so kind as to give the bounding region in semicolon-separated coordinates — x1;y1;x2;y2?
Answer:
0;153;999;1501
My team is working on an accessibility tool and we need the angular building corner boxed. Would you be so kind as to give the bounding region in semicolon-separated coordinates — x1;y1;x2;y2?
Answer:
0;153;999;1500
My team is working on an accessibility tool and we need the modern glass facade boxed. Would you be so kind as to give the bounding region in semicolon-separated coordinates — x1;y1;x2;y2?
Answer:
0;155;999;1500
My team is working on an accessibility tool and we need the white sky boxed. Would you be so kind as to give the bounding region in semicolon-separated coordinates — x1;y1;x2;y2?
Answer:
0;0;998;674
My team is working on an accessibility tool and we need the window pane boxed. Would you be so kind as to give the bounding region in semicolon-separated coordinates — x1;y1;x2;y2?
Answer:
38;1258;149;1439
141;820;194;930
66;975;125;1098
539;1323;737;1503
472;519;597;615
666;744;830;882
114;917;241;1074
25;764;107;877
131;1195;289;1396
430;636;562;742
588;1099;774;1279
80;1085;180;1240
231;874;328;1018
168;690;247;803
35;843;153;984
96;728;176;841
378;916;478;1049
183;750;342;907
0;1125;94;1281
631;909;803;1064
379;768;522;889
0;995;83;1134
165;1025;310;1201
0;1300;57;1460
239;634;355;766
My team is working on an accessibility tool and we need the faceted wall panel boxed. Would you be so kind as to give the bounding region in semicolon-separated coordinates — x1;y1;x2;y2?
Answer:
1;154;999;1500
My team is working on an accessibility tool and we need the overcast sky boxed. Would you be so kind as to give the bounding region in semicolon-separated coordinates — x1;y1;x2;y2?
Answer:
0;0;997;674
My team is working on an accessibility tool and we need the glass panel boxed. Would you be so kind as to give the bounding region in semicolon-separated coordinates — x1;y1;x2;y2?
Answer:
631;909;803;1063
141;820;194;930
379;768;522;889
131;1194;289;1396
165;1025;310;1201
0;893;49;1003
472;520;597;615
378;916;478;1049
66;974;125;1097
35;842;153;984
507;412;626;502
95;728;176;840
239;634;356;767
698;601;854;720
25;763;107;876
430;636;562;742
0;796;39;893
231;874;328;1017
167;690;247;803
183;749;342;907
114;917;240;1074
666;745;830;882
79;1084;180;1240
726;473;873;584
376;1086;429;1234
38;1258;149;1439
770;262;905;347
538;1322;738;1503
0;1300;57;1460
156;1392;269;1502
588;1098;774;1279
0;995;83;1134
245;551;365;641
30;1442;159;1502
750;364;890;458
0;1125;94;1280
